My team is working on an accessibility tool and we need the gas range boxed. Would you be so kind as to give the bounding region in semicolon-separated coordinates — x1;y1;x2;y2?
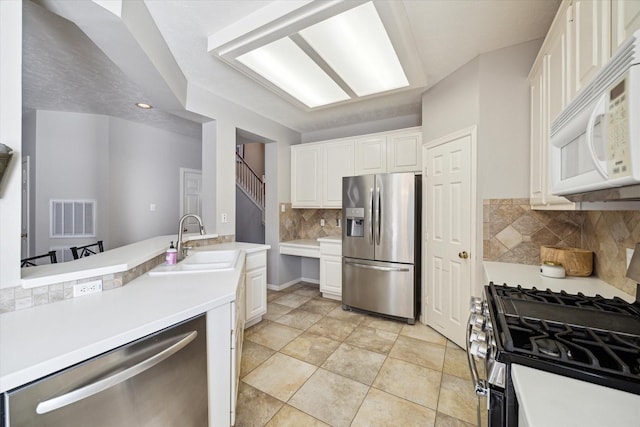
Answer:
467;282;640;426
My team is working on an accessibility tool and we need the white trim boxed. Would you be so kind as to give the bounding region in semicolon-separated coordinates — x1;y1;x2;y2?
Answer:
420;125;478;327
21;156;30;258
179;167;202;218
267;277;319;291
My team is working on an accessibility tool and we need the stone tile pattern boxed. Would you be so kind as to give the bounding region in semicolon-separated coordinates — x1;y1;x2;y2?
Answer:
483;198;640;295
237;282;480;427
279;203;342;241
0;235;235;313
483;199;583;266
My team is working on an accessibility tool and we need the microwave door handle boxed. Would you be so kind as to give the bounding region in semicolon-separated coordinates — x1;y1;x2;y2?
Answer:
586;93;609;179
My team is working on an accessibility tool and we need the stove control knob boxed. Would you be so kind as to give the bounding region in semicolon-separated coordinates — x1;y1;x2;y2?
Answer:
484;317;493;332
470;329;487;343
470;341;488;359
469;314;485;329
469;297;483;314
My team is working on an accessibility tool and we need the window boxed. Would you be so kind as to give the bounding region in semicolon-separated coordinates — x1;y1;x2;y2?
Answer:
50;200;96;238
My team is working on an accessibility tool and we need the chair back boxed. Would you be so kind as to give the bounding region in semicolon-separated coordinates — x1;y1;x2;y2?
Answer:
70;240;104;260
21;251;58;267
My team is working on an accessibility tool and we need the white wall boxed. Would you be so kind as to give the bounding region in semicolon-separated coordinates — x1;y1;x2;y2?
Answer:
187;85;301;286
421;39;542;296
32;111;109;255
478;39;541;199
0;1;23;288
109;116;201;247
301;113;421;143
22;111;37;255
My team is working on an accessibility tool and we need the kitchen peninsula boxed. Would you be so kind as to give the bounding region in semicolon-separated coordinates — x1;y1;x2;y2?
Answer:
2;239;269;426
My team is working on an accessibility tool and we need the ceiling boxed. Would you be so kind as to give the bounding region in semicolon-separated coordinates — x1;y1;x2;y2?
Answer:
22;0;561;138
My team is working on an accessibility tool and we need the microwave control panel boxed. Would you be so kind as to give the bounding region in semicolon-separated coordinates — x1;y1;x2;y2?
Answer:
607;77;631;178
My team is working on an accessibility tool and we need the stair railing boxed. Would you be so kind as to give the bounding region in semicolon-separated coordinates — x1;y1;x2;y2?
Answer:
236;152;265;213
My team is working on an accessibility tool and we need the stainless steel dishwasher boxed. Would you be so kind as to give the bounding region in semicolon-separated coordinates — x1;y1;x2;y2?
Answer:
2;314;208;427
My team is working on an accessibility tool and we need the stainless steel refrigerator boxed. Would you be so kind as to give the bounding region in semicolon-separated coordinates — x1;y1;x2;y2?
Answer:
342;172;421;324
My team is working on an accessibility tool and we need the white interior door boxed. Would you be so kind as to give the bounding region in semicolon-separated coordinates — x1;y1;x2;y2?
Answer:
423;127;475;348
180;168;202;233
21;156;30;258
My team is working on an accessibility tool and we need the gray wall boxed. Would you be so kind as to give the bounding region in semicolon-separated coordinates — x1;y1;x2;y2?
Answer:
24;110;201;256
235;187;265;244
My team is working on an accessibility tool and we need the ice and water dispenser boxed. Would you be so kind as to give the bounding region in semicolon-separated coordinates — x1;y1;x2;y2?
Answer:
345;208;365;237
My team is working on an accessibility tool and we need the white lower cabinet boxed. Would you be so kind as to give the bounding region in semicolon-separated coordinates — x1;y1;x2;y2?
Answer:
245;250;267;327
319;240;342;300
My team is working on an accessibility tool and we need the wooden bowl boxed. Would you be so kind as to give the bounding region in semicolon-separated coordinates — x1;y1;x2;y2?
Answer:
540;246;594;277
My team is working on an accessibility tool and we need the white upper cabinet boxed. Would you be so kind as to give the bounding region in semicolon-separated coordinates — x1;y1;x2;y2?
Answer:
292;127;421;208
388;130;422;173
611;0;640;52
291;144;322;207
322;140;355;208
355;135;387;175
571;0;610;98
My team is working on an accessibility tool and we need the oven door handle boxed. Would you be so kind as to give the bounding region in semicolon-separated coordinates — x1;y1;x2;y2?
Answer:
466;315;488;397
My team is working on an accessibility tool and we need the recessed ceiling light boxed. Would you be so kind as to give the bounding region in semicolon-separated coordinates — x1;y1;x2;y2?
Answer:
237;37;350;108
135;102;153;109
299;2;408;97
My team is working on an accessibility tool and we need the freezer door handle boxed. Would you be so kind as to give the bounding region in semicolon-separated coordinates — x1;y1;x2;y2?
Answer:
369;187;374;245
345;260;410;272
35;330;198;415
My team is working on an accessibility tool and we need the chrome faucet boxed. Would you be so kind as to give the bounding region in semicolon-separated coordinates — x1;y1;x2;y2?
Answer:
177;213;206;260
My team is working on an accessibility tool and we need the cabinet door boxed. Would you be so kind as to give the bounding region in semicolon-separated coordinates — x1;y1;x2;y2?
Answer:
320;254;342;297
323;140;355;207
291;144;322;207
245;268;266;324
388;130;422;173
546;13;568;124
355;136;387;175
572;0;610;97
530;64;545;206
611;0;640;53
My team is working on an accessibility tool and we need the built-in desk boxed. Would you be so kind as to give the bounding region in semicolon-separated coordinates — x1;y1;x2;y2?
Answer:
279;239;320;258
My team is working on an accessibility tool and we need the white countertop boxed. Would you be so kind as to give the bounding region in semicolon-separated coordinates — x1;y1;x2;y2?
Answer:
483;261;635;302
0;243;258;393
512;365;640;427
20;233;219;288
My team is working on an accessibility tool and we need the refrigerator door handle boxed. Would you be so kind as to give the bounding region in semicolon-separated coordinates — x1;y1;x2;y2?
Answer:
376;186;381;246
345;260;411;272
369;187;374;245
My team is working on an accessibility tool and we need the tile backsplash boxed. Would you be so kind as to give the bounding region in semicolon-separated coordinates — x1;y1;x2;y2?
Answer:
483;199;640;296
279;203;342;241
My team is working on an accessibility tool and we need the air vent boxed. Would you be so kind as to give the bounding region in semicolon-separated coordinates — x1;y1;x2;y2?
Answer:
50;200;96;237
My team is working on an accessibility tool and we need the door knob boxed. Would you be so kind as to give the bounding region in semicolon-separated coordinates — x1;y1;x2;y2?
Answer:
458;251;469;259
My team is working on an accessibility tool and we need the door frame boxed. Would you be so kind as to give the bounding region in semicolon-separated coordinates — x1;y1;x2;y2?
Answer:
21;155;30;258
420;125;478;327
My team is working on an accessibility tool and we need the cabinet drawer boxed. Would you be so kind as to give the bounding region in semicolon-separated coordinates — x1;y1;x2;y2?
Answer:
246;251;266;271
320;242;342;257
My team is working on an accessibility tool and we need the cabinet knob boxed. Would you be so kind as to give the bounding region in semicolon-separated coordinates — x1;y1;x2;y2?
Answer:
458;251;469;259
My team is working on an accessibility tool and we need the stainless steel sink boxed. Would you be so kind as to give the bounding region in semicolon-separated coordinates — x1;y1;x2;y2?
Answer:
148;249;240;276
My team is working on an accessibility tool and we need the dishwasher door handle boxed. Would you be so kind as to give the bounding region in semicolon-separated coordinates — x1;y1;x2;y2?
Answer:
36;330;198;415
345;261;410;272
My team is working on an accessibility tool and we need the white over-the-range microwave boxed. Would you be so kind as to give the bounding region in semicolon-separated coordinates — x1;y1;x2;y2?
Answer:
550;30;640;202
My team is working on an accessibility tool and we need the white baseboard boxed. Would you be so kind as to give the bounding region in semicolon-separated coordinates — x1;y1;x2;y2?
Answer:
267;277;319;291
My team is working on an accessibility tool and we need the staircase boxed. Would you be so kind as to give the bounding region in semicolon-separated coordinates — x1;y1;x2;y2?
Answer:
236;152;265;223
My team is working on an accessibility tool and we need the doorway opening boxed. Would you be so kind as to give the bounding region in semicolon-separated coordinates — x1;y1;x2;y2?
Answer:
236;129;266;244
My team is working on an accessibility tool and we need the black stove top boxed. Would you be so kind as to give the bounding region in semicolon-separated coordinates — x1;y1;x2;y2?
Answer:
486;282;640;394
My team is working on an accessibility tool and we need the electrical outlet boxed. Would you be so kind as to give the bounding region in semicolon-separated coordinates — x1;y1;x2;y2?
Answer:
221;213;228;223
320;218;325;227
281;204;286;213
73;280;103;297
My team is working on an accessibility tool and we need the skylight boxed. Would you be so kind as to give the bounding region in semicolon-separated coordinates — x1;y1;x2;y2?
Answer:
299;2;408;97
237;37;350;108
211;1;416;109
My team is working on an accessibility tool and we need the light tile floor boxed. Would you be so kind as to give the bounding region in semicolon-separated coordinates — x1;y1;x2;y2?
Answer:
236;282;483;427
